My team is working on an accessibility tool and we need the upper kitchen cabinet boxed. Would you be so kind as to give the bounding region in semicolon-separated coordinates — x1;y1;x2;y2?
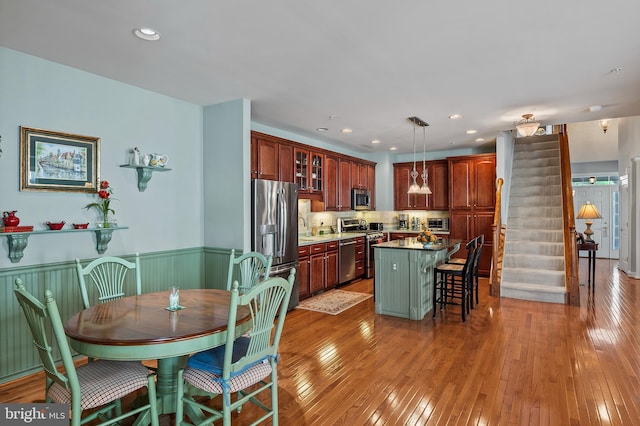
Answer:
251;133;294;182
351;161;368;189
250;131;376;211
448;154;496;211
367;164;376;210
294;148;323;197
393;160;447;211
251;135;278;180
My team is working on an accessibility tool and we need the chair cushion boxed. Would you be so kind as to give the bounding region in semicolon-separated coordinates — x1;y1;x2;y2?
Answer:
186;337;266;377
447;258;466;265
48;361;150;410
183;362;273;394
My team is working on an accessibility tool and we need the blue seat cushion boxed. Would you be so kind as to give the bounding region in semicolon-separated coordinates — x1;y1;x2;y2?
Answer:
187;337;267;377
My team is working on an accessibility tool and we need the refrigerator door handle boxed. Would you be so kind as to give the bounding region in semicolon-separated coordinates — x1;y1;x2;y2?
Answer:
276;191;286;258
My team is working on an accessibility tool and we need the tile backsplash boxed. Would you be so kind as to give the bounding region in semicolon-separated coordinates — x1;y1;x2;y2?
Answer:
298;199;448;233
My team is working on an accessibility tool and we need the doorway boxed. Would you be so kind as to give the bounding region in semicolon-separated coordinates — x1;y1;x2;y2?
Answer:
573;180;619;259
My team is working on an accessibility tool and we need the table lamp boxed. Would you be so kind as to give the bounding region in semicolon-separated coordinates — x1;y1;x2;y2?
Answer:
576;201;601;242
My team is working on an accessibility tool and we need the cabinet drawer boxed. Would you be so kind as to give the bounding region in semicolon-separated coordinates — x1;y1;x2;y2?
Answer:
355;237;365;244
326;241;339;251
310;243;326;254
298;245;310;257
355;244;365;260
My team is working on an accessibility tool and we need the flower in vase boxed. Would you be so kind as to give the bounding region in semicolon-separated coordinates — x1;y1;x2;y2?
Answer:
85;180;117;227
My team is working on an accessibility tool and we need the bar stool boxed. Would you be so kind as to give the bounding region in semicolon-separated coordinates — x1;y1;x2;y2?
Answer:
433;238;477;322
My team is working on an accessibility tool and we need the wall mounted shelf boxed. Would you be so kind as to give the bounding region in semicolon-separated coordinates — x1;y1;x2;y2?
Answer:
1;226;129;263
120;164;171;192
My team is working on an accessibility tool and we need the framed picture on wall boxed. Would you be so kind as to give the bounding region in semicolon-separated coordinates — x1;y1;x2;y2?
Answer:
20;126;100;192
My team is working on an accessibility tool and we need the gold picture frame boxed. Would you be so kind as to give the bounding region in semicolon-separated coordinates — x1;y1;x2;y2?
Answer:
20;126;100;193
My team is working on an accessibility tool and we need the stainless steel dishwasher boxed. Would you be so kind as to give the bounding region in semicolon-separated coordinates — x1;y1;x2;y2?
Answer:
339;238;357;284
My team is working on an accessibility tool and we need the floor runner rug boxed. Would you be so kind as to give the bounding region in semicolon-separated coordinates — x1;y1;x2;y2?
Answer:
296;289;373;315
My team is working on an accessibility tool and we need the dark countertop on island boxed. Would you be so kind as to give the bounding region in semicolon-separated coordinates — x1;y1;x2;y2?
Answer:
373;239;461;251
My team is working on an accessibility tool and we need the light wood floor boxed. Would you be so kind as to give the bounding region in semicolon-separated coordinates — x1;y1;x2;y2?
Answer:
3;258;639;425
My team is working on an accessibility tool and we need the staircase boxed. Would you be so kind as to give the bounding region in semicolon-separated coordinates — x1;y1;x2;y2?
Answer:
501;135;567;304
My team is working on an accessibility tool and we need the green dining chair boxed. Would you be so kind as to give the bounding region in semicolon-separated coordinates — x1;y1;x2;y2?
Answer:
75;253;142;309
226;249;273;293
13;278;159;426
176;268;295;426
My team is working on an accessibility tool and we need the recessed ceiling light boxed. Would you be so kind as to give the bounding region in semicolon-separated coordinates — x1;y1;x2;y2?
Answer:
389;146;398;151
316;127;328;132
449;114;463;119
475;138;485;142
133;27;160;41
371;139;381;144
341;128;352;133
610;67;622;74
465;129;478;134
589;105;602;112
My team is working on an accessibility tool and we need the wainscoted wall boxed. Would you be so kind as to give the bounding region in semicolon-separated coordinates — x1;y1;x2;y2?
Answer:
0;246;234;383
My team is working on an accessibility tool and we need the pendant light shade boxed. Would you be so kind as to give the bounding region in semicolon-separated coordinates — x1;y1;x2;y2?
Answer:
515;113;540;137
419;125;432;194
407;118;421;194
406;116;431;194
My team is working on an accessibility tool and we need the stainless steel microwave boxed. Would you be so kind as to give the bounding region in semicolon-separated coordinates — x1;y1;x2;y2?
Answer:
351;188;371;211
427;217;449;231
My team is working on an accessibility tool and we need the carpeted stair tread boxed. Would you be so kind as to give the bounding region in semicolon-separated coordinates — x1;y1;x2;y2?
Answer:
501;135;567;304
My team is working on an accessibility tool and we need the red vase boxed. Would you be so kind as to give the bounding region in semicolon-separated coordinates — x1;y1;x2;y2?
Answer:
2;210;20;227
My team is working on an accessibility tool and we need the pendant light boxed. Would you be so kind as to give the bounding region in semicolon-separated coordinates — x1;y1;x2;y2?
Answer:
407;118;421;194
419;124;432;194
515;113;540;137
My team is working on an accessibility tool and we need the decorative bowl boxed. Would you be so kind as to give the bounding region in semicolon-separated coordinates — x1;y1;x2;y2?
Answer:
422;242;433;248
73;223;89;229
46;221;66;230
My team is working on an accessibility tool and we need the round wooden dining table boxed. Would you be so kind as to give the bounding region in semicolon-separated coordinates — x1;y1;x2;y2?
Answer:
64;289;250;423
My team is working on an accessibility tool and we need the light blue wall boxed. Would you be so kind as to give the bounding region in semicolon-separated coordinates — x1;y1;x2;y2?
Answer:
0;48;204;268
203;99;251;251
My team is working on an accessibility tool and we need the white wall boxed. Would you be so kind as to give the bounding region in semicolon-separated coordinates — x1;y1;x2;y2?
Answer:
617;116;640;278
0;48;203;268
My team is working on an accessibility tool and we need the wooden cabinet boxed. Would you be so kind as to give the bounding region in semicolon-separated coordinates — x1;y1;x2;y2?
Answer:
325;157;352;211
252;135;279;180
306;241;339;295
430;160;449;211
393;161;448;211
389;232;416;241
251;131;376;211
448;153;496;276
367;164;376;210
355;236;365;279
325;241;339;288
294;149;323;195
298;245;311;299
351;161;368;189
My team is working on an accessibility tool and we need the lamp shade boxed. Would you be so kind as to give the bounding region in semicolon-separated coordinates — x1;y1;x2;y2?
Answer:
576;202;602;220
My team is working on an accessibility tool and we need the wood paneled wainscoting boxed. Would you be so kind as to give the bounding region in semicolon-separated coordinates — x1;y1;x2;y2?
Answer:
0;247;234;384
3;258;640;424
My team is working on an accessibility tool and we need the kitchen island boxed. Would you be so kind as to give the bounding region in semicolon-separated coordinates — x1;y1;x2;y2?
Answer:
373;239;461;320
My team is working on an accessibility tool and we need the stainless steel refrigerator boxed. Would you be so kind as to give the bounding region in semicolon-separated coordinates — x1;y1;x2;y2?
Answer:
251;179;299;310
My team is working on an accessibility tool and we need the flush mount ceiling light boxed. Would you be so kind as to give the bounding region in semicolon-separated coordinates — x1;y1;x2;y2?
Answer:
133;27;160;41
589;105;602;112
465;129;477;134
449;114;463;119
599;120;609;134
515;113;540;137
475;138;485;142
341;128;352;133
371;139;381;144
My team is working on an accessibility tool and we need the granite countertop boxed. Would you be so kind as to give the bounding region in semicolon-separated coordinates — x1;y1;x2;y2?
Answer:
372;238;461;251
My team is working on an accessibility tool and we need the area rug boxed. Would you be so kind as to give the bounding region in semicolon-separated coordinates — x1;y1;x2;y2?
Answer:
296;289;373;315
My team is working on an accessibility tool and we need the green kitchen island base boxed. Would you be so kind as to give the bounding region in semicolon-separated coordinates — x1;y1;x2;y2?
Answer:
373;239;458;320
